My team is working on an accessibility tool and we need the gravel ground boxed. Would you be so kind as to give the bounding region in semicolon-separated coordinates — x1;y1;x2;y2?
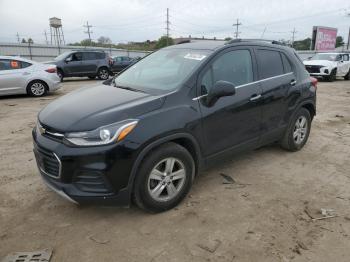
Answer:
0;78;349;262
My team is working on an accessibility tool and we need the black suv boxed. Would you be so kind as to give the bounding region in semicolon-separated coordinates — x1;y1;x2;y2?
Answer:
48;50;112;81
33;40;316;212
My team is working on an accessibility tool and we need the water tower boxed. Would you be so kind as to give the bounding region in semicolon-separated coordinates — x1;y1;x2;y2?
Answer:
49;17;65;46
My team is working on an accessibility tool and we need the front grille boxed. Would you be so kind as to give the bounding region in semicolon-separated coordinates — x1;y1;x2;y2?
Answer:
73;172;113;194
305;65;322;73
34;145;61;178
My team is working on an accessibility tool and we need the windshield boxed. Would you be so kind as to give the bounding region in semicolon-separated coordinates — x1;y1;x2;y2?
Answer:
311;53;339;61
114;48;210;93
54;52;71;61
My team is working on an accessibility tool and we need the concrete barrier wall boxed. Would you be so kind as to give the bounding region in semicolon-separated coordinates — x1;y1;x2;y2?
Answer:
0;42;151;62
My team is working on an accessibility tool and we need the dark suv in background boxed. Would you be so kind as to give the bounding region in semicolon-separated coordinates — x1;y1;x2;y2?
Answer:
33;40;316;213
48;50;112;81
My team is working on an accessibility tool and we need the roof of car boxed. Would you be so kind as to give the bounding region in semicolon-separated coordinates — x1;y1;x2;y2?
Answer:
165;39;293;52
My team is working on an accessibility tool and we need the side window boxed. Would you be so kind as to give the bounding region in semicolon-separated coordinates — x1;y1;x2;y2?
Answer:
0;59;11;70
257;49;284;79
0;59;31;70
335;54;342;61
115;57;123;62
95;52;105;59
71;52;83;61
83;52;96;60
21;61;32;68
343;54;349;61
201;49;253;94
281;53;293;73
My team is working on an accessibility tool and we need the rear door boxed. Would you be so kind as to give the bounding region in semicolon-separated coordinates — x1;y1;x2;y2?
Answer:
198;47;262;157
255;48;296;142
82;52;98;74
0;59;30;95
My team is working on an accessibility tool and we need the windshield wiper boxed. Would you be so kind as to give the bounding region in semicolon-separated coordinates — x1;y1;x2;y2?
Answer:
115;85;145;93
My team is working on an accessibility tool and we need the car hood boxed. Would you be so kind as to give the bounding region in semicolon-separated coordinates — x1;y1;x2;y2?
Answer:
303;60;336;67
38;85;165;132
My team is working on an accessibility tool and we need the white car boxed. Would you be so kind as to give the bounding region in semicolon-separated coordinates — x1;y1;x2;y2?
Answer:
0;56;61;97
303;53;350;81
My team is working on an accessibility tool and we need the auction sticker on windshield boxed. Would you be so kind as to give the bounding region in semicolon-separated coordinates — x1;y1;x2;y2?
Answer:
184;53;207;61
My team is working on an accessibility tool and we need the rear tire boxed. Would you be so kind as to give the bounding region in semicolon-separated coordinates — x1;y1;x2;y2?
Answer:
133;143;195;213
280;108;311;152
27;80;48;97
97;67;109;80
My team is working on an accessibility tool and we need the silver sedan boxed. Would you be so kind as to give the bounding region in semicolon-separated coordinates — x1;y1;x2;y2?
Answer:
0;56;61;97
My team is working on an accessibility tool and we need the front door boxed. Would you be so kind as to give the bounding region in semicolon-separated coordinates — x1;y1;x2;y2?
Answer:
64;52;83;76
197;48;262;157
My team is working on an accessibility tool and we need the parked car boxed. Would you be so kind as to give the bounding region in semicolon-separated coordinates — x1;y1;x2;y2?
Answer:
111;56;136;73
33;40;316;212
47;50;113;81
0;56;61;97
303;52;350;81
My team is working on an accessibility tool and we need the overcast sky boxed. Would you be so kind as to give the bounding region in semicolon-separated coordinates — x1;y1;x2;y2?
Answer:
0;0;349;44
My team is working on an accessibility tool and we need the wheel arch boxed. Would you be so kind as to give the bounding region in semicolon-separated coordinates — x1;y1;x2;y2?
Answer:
301;101;316;120
26;79;49;93
127;133;203;194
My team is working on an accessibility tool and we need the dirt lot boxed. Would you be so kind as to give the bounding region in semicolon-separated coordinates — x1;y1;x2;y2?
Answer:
0;78;349;262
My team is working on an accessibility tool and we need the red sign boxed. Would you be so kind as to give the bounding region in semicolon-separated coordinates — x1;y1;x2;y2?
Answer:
315;27;337;51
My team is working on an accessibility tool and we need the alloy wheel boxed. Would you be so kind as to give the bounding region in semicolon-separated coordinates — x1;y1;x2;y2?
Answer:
147;157;186;202
30;82;45;96
99;69;109;80
293;115;308;144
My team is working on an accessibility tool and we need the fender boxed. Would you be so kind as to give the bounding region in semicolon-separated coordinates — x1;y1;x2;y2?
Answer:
125;132;203;196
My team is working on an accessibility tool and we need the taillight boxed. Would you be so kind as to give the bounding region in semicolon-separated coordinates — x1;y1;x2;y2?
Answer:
45;67;57;73
310;77;317;90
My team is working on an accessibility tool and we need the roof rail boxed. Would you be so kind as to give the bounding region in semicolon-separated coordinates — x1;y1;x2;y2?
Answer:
70;49;106;52
176;40;191;45
225;39;286;46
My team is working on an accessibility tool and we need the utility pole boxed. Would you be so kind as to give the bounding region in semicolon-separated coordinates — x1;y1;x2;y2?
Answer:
232;19;242;39
291;28;297;48
44;30;49;44
16;32;20;43
165;8;170;46
83;21;93;44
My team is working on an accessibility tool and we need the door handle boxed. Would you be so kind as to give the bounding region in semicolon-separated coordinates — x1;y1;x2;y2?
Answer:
250;94;261;102
290;79;297;86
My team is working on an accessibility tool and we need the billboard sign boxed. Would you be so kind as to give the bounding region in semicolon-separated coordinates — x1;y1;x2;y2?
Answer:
312;26;337;51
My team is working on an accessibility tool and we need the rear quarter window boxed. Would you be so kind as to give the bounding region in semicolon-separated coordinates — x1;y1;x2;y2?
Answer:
256;49;284;79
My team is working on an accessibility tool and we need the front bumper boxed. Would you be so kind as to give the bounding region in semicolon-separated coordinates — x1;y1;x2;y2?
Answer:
32;127;137;206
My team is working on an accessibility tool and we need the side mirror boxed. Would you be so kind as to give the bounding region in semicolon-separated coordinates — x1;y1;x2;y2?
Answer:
206;80;236;106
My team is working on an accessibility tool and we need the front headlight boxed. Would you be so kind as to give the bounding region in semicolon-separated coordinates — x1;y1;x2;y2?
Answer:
65;119;138;146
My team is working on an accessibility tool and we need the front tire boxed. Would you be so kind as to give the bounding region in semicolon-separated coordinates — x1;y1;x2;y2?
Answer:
344;69;350;80
326;68;336;82
27;81;48;97
97;67;110;80
57;69;64;82
280;108;311;152
133;143;195;213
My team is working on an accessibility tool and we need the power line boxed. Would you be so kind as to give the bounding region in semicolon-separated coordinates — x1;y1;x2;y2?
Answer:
232;19;242;39
83;21;93;42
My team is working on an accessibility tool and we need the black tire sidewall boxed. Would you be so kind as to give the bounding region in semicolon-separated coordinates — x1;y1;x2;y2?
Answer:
286;108;311;151
27;81;47;97
134;143;194;212
97;68;109;80
57;70;64;82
